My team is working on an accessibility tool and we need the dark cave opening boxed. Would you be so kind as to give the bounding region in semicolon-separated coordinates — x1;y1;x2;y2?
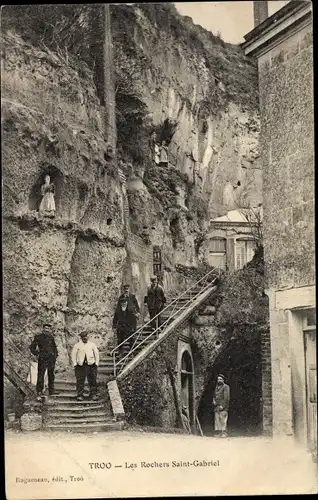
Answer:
198;330;263;437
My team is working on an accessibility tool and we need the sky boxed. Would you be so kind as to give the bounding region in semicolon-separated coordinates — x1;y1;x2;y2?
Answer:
174;1;290;44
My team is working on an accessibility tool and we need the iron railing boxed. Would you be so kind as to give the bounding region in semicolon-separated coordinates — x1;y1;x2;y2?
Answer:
110;267;220;377
4;337;35;391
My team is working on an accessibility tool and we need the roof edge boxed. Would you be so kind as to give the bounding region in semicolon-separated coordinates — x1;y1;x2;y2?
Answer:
242;0;311;50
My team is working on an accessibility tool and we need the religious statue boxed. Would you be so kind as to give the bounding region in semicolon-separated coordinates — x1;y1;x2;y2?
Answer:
105;144;114;161
39;174;56;217
150;131;160;165
159;139;169;166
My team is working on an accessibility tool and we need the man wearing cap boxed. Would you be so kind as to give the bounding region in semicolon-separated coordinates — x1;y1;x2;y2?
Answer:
112;286;140;354
213;374;230;438
71;332;99;401
29;323;59;400
144;275;166;330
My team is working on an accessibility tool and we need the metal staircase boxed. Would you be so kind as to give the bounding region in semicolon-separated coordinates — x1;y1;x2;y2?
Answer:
104;267;221;379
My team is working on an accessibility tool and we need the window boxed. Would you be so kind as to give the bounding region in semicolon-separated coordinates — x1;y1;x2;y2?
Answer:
209;238;226;252
208;238;227;270
303;309;316;328
153;246;162;276
235;239;256;270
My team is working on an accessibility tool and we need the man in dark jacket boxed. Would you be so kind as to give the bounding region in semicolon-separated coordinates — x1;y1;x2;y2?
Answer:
144;276;166;330
117;284;140;317
29;323;59;400
113;286;140;355
213;374;230;438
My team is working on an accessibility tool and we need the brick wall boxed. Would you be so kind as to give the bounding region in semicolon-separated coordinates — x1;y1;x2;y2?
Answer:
261;327;272;434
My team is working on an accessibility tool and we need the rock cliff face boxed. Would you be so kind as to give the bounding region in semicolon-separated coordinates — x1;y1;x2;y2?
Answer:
2;4;261;367
2;32;126;364
112;3;261;277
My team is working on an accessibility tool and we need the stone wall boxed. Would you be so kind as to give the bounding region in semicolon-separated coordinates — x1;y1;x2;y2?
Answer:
248;4;315;442
258;22;314;290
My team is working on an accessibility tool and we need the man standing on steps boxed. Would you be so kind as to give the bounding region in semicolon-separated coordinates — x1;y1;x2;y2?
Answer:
29;323;59;401
144;275;167;330
213;374;230;438
71;332;99;401
112;295;139;356
117;284;140;320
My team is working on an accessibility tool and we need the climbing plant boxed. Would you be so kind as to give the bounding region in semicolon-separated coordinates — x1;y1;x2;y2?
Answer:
118;333;180;427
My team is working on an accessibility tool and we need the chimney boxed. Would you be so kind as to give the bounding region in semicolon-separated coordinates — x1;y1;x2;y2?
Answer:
253;1;269;27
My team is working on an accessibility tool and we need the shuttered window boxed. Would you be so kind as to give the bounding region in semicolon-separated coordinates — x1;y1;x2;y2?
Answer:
208;238;227;270
235;239;256;270
209;238;226;253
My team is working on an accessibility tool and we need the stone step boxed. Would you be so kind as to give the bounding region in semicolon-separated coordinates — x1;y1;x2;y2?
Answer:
45;399;104;407
55;381;89;387
49;391;100;398
44;421;125;432
45;415;111;425
44;403;106;412
47;409;108;419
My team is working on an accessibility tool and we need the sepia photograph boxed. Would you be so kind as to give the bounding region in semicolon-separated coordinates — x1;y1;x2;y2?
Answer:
2;1;316;498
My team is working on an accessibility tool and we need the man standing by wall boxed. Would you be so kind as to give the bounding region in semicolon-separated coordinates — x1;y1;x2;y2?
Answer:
71;332;99;401
213;374;230;438
144;276;167;330
29;323;59;401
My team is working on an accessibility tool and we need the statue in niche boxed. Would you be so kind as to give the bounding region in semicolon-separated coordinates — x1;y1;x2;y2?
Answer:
39;174;56;217
159;139;169;167
150;131;160;165
105;145;114;162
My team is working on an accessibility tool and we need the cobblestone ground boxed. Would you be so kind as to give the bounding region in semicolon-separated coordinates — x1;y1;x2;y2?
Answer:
5;430;317;498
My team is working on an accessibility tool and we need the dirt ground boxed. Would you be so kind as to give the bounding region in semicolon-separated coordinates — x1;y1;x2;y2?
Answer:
5;430;317;499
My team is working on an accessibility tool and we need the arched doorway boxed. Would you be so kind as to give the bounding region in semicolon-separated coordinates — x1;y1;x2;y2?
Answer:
198;329;262;437
180;350;194;427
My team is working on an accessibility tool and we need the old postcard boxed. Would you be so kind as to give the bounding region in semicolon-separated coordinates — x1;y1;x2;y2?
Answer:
2;1;316;498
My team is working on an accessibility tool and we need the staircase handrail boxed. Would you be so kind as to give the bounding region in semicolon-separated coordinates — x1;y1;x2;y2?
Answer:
4;359;35;397
4;337;33;382
110;267;221;376
110;266;219;358
115;274;219;374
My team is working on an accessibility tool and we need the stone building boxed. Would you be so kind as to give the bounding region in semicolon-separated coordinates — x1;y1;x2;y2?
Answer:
205;209;261;271
243;1;316;456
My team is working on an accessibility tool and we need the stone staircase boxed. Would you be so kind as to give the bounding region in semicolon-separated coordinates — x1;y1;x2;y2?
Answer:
42;374;124;432
10;268;220;433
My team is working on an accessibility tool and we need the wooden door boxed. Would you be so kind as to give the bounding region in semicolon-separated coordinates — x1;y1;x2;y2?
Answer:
304;327;317;453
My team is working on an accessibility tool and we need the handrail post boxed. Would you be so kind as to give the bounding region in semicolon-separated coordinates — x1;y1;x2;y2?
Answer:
113;352;116;378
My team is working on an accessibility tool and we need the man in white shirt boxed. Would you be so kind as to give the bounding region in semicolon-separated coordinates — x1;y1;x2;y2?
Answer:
71;332;99;401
